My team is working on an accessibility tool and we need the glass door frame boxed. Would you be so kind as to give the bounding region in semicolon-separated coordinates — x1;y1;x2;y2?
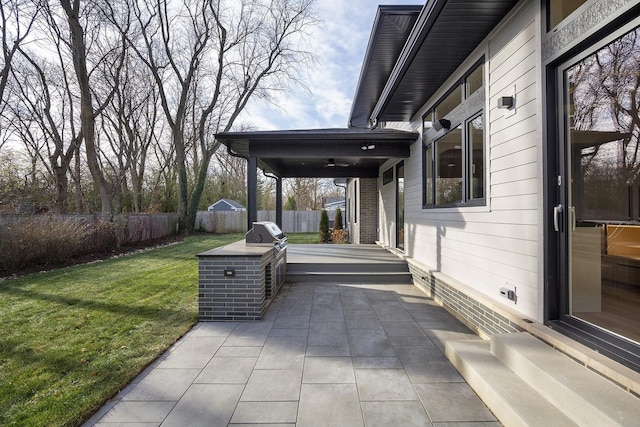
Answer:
546;16;640;370
396;161;405;251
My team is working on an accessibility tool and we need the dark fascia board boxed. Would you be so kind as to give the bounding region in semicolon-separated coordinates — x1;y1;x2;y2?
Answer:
217;127;418;142
370;0;519;124
348;5;423;129
370;0;447;125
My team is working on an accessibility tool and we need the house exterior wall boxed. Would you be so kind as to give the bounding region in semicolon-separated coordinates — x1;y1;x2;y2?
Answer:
379;0;544;330
347;178;378;244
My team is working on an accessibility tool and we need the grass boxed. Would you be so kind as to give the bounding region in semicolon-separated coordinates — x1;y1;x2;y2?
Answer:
0;233;244;427
286;232;320;244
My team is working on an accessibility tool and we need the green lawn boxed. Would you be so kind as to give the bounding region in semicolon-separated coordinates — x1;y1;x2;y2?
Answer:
0;233;247;427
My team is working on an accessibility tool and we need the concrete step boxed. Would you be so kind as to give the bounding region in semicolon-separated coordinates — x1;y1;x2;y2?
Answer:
445;340;578;427
286;262;410;274
446;334;640;427
286;260;412;283
491;333;640;427
285;271;413;283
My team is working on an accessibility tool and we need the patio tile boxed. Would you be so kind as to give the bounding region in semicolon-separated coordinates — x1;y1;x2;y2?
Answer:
97;401;175;423
155;337;224;369
255;335;307;370
273;315;310;329
305;345;351;356
269;327;309;337
297;383;364;427
371;301;414;321
161;384;244;427
215;346;263;358
241;369;303;401
382;321;428;337
432;423;501;427
308;321;348;347
424;329;479;352
415;383;497;422
310;305;344;322
395;345;464;383
278;298;313;317
230;401;298;424
224;322;273;347
355;368;417;401
389;334;435;347
344;310;383;329
187;321;238;337
302;356;355;383
122;368;200;401
408;307;456;322
361;401;432;427
348;328;396;357
352;356;403;369
312;290;341;306
195;357;257;384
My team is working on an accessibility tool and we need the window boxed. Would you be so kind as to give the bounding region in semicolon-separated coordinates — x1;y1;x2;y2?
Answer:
383;168;393;185
423;59;485;208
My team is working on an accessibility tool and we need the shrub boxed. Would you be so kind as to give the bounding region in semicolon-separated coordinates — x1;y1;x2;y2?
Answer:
319;210;330;243
331;228;347;244
333;207;343;230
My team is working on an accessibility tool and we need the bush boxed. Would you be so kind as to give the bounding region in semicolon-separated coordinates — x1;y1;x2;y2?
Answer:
331;228;347;244
319;210;330;243
333;207;343;230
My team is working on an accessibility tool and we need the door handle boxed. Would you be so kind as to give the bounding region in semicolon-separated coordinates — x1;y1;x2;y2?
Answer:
570;206;576;231
553;204;563;232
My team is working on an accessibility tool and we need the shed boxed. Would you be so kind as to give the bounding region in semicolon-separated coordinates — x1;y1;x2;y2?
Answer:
207;198;246;212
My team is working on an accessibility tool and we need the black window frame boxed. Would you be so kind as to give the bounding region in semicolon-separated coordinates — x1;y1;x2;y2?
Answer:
422;58;486;209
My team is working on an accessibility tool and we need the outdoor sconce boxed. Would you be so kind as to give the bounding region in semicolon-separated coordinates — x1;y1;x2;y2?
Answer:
497;96;515;109
361;144;376;151
432;118;451;132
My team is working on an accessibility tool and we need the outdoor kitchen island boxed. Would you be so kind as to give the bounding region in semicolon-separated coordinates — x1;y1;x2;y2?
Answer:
197;222;287;321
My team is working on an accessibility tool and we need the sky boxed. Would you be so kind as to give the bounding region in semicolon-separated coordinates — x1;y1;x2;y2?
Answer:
239;0;425;131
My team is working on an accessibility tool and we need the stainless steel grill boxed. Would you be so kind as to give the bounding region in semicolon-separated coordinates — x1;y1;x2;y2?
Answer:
245;221;287;250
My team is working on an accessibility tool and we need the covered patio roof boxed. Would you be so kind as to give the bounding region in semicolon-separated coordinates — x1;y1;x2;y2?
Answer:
215;128;418;179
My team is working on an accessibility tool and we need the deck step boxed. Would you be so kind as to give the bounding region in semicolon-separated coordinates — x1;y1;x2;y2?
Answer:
286;260;413;283
446;334;640;427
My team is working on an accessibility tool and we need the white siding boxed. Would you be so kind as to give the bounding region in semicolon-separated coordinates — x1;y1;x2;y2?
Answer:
380;0;543;320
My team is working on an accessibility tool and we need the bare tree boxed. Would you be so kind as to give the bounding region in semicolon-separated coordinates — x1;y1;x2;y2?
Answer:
115;0;316;232
55;0;129;215
0;0;39;151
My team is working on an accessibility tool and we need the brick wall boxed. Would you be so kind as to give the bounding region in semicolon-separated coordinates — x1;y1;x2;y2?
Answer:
358;178;378;244
408;261;523;338
198;241;285;321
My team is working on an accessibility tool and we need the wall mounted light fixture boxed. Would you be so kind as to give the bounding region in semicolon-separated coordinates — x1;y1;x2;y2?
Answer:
433;118;451;132
497;96;515;109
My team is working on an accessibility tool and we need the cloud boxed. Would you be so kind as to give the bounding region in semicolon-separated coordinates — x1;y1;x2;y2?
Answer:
239;0;424;131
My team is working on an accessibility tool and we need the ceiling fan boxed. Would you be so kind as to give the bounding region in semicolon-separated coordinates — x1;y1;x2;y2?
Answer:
325;158;349;167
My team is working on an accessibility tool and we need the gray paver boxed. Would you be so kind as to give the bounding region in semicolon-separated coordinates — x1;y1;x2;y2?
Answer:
361;401;432;427
89;250;497;427
122;368;200;401
302;356;355;383
96;401;175;423
195;357;256;384
230;402;298;424
241;369;303;401
355;368;418;401
161;384;244;427
297;383;364;427
415;383;497;422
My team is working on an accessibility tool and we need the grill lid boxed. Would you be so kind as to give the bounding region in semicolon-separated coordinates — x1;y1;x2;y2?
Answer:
245;221;286;245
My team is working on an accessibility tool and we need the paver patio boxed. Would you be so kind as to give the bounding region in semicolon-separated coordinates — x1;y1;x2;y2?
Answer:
86;279;500;426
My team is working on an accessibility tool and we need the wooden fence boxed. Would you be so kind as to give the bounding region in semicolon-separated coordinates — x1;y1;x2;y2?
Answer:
195;210;323;233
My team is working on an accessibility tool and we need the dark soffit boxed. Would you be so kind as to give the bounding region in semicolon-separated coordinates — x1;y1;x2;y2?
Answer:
215;128;418;178
348;5;423;129
352;0;520;127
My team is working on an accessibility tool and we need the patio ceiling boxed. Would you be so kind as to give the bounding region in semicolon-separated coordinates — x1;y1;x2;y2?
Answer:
215;128;418;178
350;0;520;127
